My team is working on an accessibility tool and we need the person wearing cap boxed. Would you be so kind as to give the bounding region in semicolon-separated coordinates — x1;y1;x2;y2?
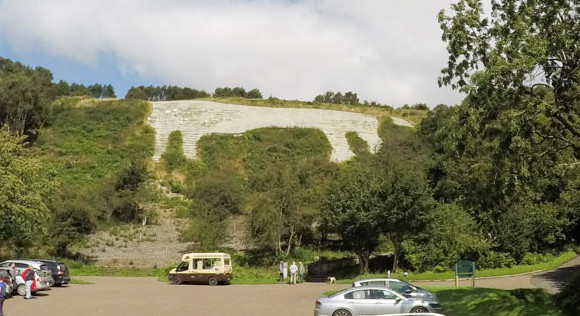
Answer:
298;262;305;283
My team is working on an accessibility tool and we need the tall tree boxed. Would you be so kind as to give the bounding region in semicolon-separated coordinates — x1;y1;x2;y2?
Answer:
0;128;53;255
439;0;580;159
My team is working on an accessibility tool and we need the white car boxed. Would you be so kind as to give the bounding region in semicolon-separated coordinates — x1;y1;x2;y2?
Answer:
0;260;52;295
314;285;443;316
352;278;440;304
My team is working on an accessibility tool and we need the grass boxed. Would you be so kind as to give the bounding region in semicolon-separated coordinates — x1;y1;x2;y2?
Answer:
34;97;154;189
335;250;576;284
434;287;563;316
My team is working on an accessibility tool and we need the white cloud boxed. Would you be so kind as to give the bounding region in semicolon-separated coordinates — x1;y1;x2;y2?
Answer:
0;0;464;106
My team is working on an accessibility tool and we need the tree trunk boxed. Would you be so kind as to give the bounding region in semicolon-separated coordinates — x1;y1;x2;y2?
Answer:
285;228;294;257
357;250;370;274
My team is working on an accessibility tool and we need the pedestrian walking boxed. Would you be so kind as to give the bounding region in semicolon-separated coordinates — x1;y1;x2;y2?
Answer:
278;261;284;282
298;262;305;283
289;261;298;284
0;277;6;316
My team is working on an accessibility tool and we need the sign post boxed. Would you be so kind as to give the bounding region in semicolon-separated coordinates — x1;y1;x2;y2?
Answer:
454;260;475;287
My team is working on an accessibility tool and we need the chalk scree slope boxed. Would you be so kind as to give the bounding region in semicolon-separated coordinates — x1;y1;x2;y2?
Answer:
148;100;411;162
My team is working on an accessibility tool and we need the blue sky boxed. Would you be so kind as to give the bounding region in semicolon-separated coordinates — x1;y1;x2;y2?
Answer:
0;0;465;106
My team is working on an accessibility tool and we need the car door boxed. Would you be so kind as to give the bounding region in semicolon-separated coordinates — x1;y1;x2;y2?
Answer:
372;290;402;315
344;290;376;316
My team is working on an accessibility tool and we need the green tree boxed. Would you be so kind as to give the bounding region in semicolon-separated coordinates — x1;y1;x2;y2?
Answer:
439;0;580;159
0;128;53;255
320;161;382;273
247;161;321;257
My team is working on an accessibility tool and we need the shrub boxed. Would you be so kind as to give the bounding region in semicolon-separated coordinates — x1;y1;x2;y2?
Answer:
555;273;580;316
477;251;517;269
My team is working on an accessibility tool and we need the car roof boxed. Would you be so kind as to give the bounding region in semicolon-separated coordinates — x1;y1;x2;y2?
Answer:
31;259;61;264
331;285;404;297
354;278;405;282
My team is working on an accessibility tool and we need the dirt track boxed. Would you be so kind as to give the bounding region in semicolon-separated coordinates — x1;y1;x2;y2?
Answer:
3;277;347;316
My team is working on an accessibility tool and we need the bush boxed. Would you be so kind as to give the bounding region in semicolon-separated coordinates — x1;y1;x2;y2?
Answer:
555;273;580;316
477;251;517;269
161;130;186;171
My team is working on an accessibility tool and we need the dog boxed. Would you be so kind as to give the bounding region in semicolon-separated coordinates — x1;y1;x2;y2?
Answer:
327;276;336;284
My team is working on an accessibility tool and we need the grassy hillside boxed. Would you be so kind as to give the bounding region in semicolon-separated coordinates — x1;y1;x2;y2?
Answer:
34;97;155;188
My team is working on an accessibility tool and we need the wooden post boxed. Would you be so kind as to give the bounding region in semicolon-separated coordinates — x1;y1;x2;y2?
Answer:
454;263;458;287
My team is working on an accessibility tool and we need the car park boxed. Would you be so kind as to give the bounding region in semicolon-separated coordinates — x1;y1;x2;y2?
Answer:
0;260;52;295
352;278;440;305
314;285;443;316
32;259;70;286
168;252;233;286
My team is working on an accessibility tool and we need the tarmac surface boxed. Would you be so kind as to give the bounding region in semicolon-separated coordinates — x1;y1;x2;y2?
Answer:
3;256;580;316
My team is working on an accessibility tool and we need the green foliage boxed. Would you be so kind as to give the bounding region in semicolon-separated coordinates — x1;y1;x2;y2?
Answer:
404;203;490;272
214;86;262;99
0;57;55;136
555;273;580;316
161;130;186;171
313;91;359;105
0;127;53;255
47;186;98;257
35;98;154;188
435;288;563;316
125;85;209;101
345;131;371;157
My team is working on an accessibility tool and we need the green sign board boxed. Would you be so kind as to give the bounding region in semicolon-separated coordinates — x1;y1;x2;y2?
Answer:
455;260;475;277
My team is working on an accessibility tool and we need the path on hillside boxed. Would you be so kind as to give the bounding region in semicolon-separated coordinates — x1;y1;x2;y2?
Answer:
413;255;580;294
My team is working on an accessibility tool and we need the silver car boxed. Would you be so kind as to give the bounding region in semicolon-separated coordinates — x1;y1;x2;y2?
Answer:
314;285;443;316
352;278;439;305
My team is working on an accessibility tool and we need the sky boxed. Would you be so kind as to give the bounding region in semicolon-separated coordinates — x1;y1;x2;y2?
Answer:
0;0;465;107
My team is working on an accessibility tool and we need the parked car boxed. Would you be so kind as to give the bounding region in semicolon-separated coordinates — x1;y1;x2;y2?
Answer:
31;259;70;286
352;278;440;304
314;285;443;316
0;260;52;295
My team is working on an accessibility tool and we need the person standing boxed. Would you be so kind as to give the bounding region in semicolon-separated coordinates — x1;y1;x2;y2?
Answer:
7;264;16;290
22;265;35;299
278;261;284;282
289;261;298;285
298;262;305;283
0;277;6;316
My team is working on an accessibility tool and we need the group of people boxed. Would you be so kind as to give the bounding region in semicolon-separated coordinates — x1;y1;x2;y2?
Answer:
0;264;37;316
278;261;305;284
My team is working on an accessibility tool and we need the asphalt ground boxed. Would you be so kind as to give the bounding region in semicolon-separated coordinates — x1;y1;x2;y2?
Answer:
3;256;580;316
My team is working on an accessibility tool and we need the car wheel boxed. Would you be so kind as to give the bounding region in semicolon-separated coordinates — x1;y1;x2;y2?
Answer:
47;277;55;287
410;306;429;313
17;284;26;296
332;309;352;316
208;276;218;286
170;275;182;285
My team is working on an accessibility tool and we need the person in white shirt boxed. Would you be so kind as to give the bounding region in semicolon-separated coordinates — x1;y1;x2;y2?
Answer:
289;262;298;285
